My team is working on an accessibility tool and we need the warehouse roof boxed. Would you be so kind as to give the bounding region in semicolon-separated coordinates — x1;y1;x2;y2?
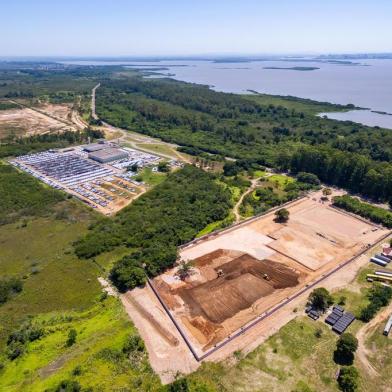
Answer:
88;148;128;161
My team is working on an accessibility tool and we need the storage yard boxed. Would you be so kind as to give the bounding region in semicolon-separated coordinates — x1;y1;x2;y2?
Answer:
142;192;390;358
10;142;169;214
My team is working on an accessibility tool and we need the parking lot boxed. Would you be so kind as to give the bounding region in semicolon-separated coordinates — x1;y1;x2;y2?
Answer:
10;143;169;214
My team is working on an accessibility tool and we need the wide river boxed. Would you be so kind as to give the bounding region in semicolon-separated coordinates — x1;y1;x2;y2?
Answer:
63;59;392;129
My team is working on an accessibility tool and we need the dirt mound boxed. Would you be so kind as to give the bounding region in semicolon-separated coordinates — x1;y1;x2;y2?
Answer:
220;254;299;289
192;248;243;267
178;253;299;324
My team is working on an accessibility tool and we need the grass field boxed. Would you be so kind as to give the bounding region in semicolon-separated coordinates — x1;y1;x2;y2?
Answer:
0;298;161;392
137;167;168;187
196;213;235;238
239;174;297;218
135;143;179;159
267;174;295;188
0;207;165;391
364;321;392;389
0;214;101;346
186;317;340;392
0;154;168;391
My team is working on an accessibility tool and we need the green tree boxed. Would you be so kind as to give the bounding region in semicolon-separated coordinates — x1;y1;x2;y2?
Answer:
337;366;359;392
274;208;289;223
127;163;139;172
334;333;358;365
176;261;194;280
158;161;170;173
307;287;333;312
297;172;320;185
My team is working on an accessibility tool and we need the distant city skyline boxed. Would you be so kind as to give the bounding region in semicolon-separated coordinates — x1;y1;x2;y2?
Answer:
1;0;391;56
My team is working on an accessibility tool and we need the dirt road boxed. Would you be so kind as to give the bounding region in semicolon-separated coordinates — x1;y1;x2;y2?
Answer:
91;83;100;120
356;302;392;377
90;84;191;162
233;179;258;222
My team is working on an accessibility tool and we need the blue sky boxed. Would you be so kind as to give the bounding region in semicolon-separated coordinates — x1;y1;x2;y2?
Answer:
1;0;391;56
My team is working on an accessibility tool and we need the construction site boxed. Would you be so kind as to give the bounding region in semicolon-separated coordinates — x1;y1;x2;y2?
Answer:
0;102;80;140
124;191;391;380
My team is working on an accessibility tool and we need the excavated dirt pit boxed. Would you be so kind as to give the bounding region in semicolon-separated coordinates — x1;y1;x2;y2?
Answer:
178;254;299;324
153;250;303;349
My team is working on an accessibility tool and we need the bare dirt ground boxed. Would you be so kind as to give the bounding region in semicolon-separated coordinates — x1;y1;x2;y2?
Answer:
122;190;390;382
0;105;74;139
120;287;199;384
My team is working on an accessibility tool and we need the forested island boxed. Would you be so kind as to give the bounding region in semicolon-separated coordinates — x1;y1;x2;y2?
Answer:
263;66;319;71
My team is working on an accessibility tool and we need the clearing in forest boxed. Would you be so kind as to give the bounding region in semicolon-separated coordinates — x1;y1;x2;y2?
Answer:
149;190;388;356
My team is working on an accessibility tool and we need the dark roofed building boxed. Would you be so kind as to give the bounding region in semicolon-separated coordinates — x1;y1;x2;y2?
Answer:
88;148;128;163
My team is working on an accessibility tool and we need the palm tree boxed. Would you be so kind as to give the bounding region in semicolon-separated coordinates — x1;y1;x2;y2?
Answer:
176;261;194;280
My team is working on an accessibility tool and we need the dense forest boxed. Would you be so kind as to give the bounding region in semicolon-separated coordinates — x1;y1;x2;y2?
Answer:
0;128;104;158
95;75;392;202
74;165;232;290
0;64;115;100
287;146;392;202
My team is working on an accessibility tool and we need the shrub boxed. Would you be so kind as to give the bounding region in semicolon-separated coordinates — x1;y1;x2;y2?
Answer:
158;161;170;172
360;284;392;322
6;342;24;360
54;379;81;392
337;366;359;392
338;296;346;306
168;378;190;392
307;288;333;312
297;172;320;185
66;329;77;347
0;277;23;304
72;365;82;376
314;328;323;338
122;335;145;355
